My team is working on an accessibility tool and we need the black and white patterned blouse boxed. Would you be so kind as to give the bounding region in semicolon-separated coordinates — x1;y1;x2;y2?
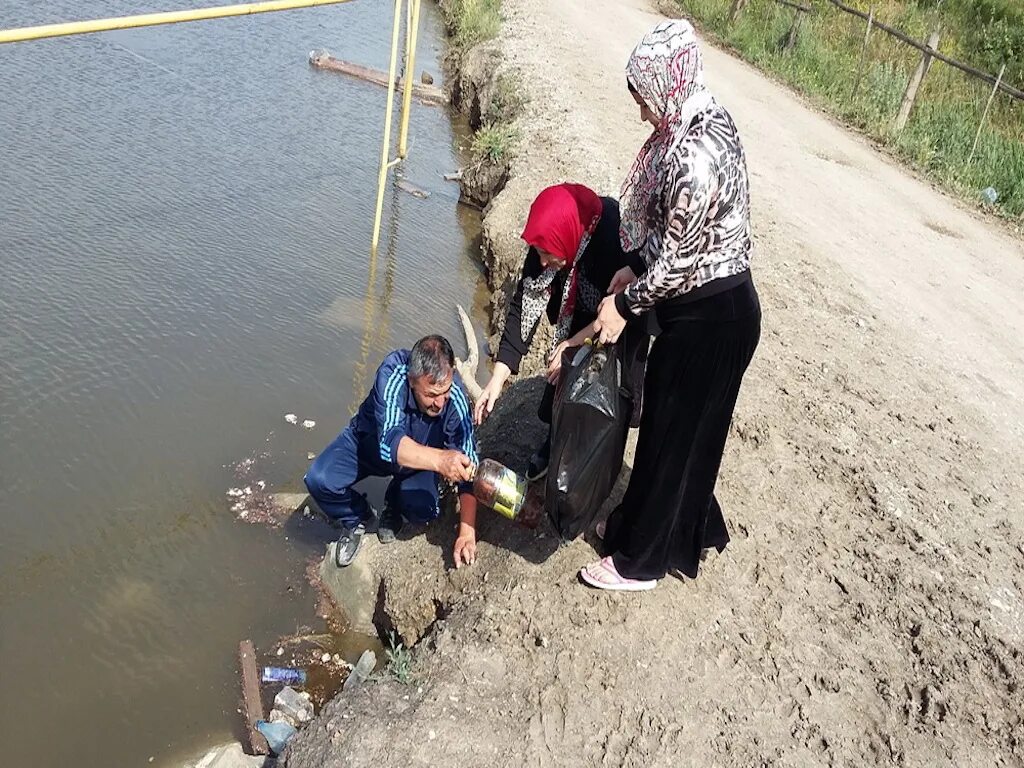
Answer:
619;104;753;316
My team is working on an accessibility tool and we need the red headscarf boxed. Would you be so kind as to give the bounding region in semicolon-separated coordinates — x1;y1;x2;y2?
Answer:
520;184;603;327
521;183;603;263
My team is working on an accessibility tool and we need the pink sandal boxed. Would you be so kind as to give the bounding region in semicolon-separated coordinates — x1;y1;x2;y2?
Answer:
579;556;657;592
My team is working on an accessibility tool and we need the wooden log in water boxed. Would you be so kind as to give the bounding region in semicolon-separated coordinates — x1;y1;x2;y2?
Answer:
396;178;430;199
309;53;448;106
238;639;270;756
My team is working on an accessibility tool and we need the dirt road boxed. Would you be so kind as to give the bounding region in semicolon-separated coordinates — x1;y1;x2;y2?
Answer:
284;1;1024;765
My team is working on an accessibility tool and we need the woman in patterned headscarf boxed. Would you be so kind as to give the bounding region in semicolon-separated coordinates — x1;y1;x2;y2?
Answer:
474;183;648;480
583;19;762;591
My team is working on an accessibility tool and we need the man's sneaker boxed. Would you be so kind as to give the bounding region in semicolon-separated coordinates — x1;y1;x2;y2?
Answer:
376;505;403;545
334;523;365;568
526;436;552;481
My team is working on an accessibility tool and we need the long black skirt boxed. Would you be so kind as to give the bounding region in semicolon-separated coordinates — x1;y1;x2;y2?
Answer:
603;276;761;580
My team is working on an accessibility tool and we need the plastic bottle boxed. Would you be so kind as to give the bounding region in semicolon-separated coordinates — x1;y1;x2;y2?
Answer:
472;458;541;528
261;666;307;685
256;720;297;755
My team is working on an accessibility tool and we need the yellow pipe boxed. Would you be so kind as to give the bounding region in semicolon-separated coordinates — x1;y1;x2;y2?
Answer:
370;0;405;254
0;0;355;45
0;0;358;43
397;0;421;158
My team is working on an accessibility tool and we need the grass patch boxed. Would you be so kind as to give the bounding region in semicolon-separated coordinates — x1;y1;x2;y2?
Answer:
440;0;502;55
440;0;520;185
471;122;519;164
672;0;1024;218
384;630;415;685
487;71;528;125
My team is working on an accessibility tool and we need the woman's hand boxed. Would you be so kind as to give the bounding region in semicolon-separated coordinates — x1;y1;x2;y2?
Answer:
607;266;637;295
594;295;627;345
547;341;570;384
474;363;511;424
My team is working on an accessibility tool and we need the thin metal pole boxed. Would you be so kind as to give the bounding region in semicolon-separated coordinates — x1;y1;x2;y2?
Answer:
370;0;405;254
851;7;874;102
968;63;1005;166
397;0;422;158
0;0;354;44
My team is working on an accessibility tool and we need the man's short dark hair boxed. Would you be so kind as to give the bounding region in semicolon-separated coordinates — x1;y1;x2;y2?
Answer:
409;335;455;384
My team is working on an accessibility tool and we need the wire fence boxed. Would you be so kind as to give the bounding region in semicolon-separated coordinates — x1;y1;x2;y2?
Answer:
680;0;1024;216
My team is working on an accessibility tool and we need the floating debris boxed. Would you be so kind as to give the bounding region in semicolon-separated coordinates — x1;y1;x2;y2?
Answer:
274;686;314;725
256;720;296;756
228;447;288;527
284;413;298;425
302;419;316;430
262;666;307;685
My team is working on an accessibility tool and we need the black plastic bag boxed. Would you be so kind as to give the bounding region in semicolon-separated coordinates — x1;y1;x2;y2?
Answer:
546;342;631;541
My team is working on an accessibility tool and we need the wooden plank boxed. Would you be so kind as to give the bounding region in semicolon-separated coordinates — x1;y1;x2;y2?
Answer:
824;0;1024;102
309;53;448;106
728;0;748;23
895;29;940;132
238;640;270;756
783;6;805;51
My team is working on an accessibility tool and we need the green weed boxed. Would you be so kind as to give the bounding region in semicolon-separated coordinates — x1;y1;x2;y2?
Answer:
384;630;415;685
472;122;519;165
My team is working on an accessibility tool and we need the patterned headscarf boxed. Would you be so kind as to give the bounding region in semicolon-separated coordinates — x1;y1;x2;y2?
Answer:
519;184;603;345
619;20;716;252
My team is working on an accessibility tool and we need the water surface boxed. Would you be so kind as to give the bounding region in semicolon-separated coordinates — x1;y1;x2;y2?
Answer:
0;2;484;764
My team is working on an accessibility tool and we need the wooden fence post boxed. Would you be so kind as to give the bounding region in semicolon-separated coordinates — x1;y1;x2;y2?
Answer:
784;6;805;51
851;7;874;101
895;28;941;132
729;0;748;23
968;63;1006;166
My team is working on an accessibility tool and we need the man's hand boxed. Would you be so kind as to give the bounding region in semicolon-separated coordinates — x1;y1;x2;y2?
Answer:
437;450;475;483
453;527;477;568
594;295;627;345
607;266;637;295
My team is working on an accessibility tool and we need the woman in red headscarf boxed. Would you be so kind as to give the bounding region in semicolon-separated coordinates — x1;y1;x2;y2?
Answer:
473;183;649;481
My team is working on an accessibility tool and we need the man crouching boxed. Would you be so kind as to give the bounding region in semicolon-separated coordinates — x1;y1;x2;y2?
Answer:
304;335;479;568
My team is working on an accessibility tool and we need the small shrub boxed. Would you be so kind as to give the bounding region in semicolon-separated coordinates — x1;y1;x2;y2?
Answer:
441;0;501;54
384;630;414;685
487;71;528;125
472;123;518;165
